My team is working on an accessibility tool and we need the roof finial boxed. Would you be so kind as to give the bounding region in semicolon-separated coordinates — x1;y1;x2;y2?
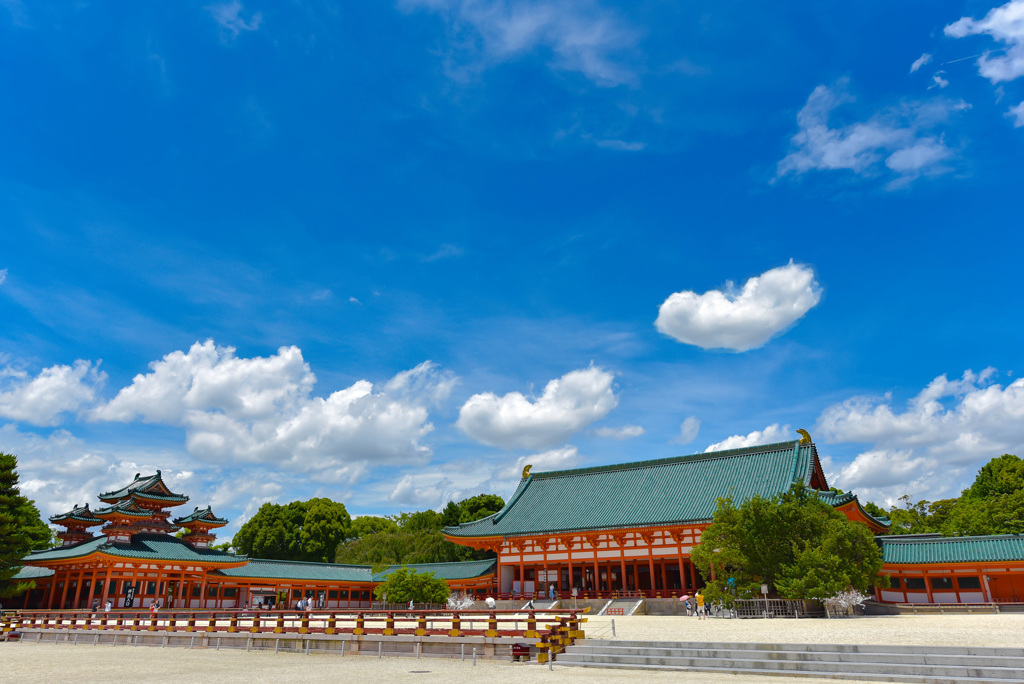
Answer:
156;469;161;476
522;465;532;478
796;429;812;444
135;473;140;480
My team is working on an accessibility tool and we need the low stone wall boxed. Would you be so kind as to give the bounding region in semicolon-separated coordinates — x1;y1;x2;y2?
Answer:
14;628;530;659
642;598;691;616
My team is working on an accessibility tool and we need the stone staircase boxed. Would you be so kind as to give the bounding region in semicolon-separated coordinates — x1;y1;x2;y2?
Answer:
556;640;1024;683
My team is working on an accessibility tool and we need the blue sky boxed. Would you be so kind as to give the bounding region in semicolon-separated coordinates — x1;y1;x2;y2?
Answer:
2;0;1023;534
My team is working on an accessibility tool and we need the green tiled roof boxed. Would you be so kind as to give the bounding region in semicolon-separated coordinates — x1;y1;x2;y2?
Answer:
881;534;1024;564
173;506;229;526
93;500;157;518
49;503;103;526
446;440;825;538
372;558;497;582
12;565;55;580
99;471;188;504
214;559;374;583
22;533;245;565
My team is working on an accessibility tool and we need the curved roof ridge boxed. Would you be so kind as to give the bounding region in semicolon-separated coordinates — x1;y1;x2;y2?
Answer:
883;532;1024;543
244;557;374;569
531;439;802;480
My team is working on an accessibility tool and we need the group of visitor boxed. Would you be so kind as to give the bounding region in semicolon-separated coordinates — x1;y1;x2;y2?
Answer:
679;591;708;619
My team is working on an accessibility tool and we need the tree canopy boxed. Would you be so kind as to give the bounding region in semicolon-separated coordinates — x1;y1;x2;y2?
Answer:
372;567;450;605
232;498;351;563
881;454;1024;536
336;493;504;568
1;452;54;599
690;482;884;605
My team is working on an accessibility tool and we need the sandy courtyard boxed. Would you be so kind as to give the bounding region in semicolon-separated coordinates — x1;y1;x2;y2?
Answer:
2;613;1022;684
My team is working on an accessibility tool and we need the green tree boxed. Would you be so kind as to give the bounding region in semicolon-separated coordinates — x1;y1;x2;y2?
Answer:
349;515;398;539
884;454;1024;537
1;453;53;599
372;567;450;604
232;498;351;563
861;500;889;522
457;494;504;524
336;494;506;567
691;482;884;605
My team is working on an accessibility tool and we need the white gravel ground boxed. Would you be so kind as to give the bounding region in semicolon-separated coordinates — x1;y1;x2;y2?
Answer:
2;614;1021;684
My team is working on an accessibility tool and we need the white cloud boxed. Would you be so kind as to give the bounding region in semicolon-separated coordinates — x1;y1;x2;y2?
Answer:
0;268;6;284
674;416;700;445
389;473;458;509
206;0;262;37
0;424;196;520
91;340;452;473
456;365;618;449
910;53;933;73
500;445;583;480
777;81;965;186
422;244;464;262
929;71;950;89
1009;100;1024;126
655;261;821;352
399;0;637;86
818;369;1024;504
594;139;646;151
593;424;645;439
705;423;791;452
884;137;953;185
0;360;106;426
945;0;1024;83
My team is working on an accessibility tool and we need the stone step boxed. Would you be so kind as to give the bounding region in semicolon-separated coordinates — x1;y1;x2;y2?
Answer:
579;639;1024;658
555;659;1024;684
556;652;1024;679
566;645;1024;668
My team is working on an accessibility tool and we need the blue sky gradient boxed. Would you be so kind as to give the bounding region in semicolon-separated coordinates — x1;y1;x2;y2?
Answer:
2;0;1023;534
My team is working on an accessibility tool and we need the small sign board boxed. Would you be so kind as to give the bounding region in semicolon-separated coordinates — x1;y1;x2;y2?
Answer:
761;584;769;595
123;584;136;608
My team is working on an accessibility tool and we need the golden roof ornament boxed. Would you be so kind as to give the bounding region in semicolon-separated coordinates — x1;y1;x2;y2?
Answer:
796;429;812;444
522;465;532;478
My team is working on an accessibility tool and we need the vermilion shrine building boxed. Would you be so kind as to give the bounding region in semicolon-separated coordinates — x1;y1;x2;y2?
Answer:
443;437;888;597
16;436;1024;608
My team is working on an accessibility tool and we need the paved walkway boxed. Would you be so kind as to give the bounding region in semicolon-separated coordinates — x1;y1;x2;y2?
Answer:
3;613;1022;683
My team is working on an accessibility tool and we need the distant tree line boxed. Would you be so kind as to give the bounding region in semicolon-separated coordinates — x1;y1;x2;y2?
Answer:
860;454;1023;537
231;493;505;568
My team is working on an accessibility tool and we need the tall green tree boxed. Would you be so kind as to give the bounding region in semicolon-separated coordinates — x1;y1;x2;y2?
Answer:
691;482;884;605
232;498;351;563
373;567;450;604
349;515;398;539
456;494;504;524
884;454;1024;537
336;493;505;567
1;453;53;599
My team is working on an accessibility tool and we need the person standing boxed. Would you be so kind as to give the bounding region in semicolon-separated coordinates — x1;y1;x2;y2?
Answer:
695;591;706;620
548;584;556;600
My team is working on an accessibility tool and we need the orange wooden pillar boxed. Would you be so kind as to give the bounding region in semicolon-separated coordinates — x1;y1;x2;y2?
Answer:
100;567;111;607
46;571;59;609
646;545;655;592
540;539;548;597
565;538;575;593
518;548;525;597
619;541;627;593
